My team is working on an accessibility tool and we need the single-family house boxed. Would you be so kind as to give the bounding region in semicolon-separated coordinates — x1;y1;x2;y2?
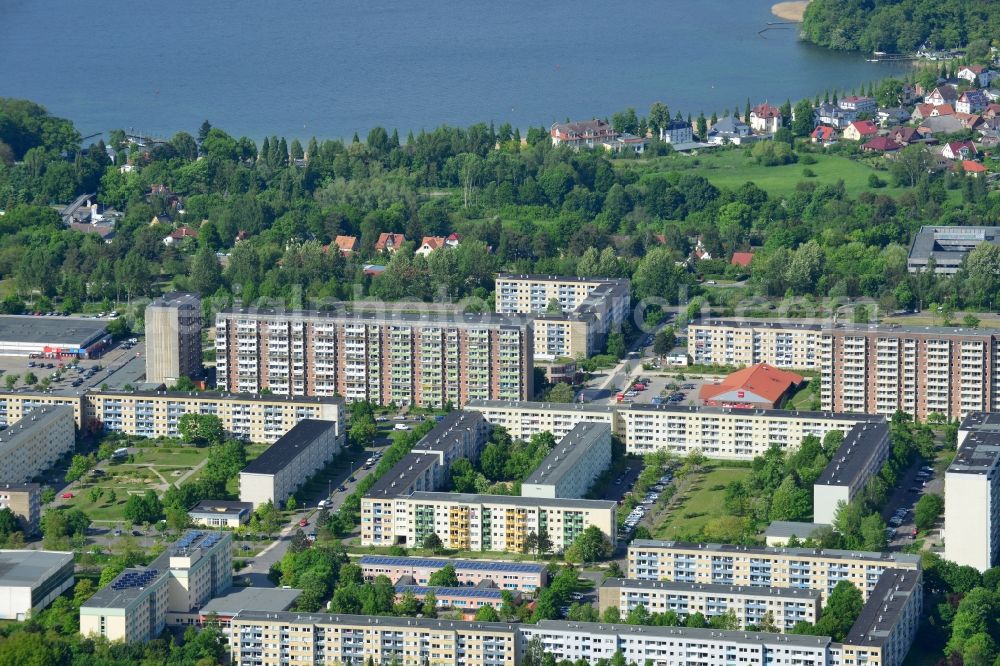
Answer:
941;140;977;161
730;251;754;267
956;90;989;115
876;107;910;127
955;113;984;130
983;104;1000;119
163;225;198;246
911;104;937;122
842;120;879;142
706;116;752;145
445;233;461;248
956;160;988;177
69;223;116;244
416;236;446;257
749;103;782;133
603;133;649;153
811;125;838;145
957;65;997;88
839;96;877;115
925;86;958;107
375;232;406;254
888;126;923;146
333;235;358;256
660;120;694;144
234;230;250;244
985;89;1000;102
814;103;856;129
550;119;617;150
692;237;712;261
862;136;903;153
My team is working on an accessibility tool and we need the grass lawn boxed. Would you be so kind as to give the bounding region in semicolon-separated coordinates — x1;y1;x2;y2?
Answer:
620;148;905;198
786;379;819;410
652;465;750;540
128;445;207;468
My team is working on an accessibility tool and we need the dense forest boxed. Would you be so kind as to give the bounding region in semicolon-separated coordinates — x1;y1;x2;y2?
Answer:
0;96;999;329
801;0;1000;54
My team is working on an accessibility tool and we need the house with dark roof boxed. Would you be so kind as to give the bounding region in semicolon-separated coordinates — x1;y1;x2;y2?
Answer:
749;103;782;133
707;116;753;145
942;140;977;161
814;102;856;129
925;86;958;106
876;107;910;127
887;126;923;146
957;90;989;115
862;136;903;153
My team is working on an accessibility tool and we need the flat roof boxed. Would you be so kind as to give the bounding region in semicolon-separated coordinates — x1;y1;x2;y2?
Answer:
406;491;616;511
815;422;890;486
959;411;1000;431
532;620;833;648
0;405;73;446
764;521;828;539
0;315;108;347
366;412;487;499
0;550;72;588
218;307;533;329
200;586;301;615
230;610;519;633
496;274;629;286
823;322;1000;337
241;419;336;476
692;319;824;331
189;500;253;516
908;225;1000;264
466;399;617;414
621;403;881;423
147;292;200;309
602;578;821;601
359;555;546;574
844;568;922;647
524;422;611;487
949;430;1000;474
91;389;343;406
629;540;921;566
396;584;505;599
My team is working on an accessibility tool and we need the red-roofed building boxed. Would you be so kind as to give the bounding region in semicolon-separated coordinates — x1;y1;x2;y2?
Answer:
843;121;879;142
699;363;805;409
862;136;903;153
984;104;1000;119
750;103;782;133
332;235;358;256
375;232;406;254
730;251;754;267
163;225;198;246
811;126;838;145
445;233;461;248
416;236;446;257
942;140;977;160
956;160;988;176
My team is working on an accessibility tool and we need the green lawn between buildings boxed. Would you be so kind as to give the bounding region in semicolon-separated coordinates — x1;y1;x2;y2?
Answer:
651;466;751;540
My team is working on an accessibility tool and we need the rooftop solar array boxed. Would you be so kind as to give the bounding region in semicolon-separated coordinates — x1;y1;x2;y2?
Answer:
360;555;544;573
396;584;504;598
111;569;159;590
175;530;205;549
201;533;222;549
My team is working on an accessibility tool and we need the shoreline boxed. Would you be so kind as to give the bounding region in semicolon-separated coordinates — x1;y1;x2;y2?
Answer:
771;0;810;22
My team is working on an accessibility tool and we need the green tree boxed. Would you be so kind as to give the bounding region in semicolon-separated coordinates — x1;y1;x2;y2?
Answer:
565;526;612;563
190;244;223;295
474;605;500;621
427;564;459;587
178;413;225;447
64;454;93;483
815;580;863;641
422;532;443;552
914;493;944;532
546;383;576;403
653;327;676;355
791;98;815;136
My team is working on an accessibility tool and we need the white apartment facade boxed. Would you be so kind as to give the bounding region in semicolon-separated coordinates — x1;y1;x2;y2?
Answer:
945;413;1000;571
239;419;342;508
0;405;75;484
464;400;622;441
688;320;822;370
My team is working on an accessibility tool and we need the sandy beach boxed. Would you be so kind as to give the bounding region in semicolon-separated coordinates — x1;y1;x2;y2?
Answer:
771;0;810;21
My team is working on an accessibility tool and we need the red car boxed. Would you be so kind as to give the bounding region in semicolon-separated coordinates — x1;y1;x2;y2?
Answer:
298;518;309;527
61;492;73;499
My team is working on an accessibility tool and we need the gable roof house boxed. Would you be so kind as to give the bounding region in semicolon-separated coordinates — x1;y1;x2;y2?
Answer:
445;233;461;248
956;90;989;115
811;125;838;145
862;136;903;153
941;140;977;161
814;103;856;129
550;119;617;150
876;107;910;127
838;96;877;114
958;65;997;88
375;232;406;254
163;225;198;246
749;103;782;133
416;236;446;257
698;363;805;410
842;120;879;142
955;112;984;130
955;160;988;177
706;116;753;145
332;235;358;256
925;86;959;107
888;126;923;146
919;114;966;136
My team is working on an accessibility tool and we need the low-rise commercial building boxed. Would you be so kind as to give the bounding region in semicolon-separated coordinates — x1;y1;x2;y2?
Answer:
362;491;616;553
521;422;612;499
763;521;829;547
465;399;622;441
698;363;805;409
358;555;548;592
394;584;515;613
0;405;75;484
80;530;232;642
0;483;41;534
239;419;342;508
619;403;877;459
813;421;891;524
494;274;631;360
187;500;254;528
945;412;1000;571
0;315;110;358
688;320;822;370
229;611;519;666
627;540;920;602
0;550;74;620
215;308;533;407
144;292;202;385
599;578;821;631
197;586;302;630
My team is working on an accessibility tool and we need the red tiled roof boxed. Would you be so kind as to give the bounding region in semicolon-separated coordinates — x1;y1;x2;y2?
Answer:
730;251;754;267
168;226;198;239
752;103;781;119
334;235;358;252
698;363;804;405
849;120;878;136
420;236;446;251
863;137;902;152
375;232;406;251
960;160;988;173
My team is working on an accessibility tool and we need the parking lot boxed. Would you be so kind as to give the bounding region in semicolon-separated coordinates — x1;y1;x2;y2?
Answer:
619;470;674;541
587;373;717;408
883;459;943;549
0;336;145;393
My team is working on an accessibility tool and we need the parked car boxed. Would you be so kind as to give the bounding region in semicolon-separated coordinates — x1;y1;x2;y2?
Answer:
61;492;73;499
393;423;410;431
298;518;309;527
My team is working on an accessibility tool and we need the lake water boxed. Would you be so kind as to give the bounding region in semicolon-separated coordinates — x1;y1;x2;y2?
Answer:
0;0;909;141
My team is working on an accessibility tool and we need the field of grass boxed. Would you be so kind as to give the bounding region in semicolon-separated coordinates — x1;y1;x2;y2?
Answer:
786;379;819;410
621;148;906;198
652;466;750;540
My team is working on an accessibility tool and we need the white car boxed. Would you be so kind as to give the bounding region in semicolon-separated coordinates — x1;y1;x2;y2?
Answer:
393;423;410;431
